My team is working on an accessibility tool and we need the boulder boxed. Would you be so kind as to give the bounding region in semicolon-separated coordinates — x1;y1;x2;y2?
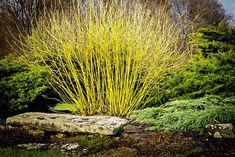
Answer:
6;112;128;135
204;123;234;138
17;143;88;155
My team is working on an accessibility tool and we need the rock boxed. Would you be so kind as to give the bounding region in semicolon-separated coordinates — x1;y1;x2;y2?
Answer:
28;129;45;137
61;143;80;151
54;133;66;139
17;143;87;155
17;143;49;150
60;143;87;154
213;132;222;138
123;121;152;139
124;124;146;133
204;123;234;138
125;133;152;141
6;112;128;135
122;122;151;141
22;126;45;137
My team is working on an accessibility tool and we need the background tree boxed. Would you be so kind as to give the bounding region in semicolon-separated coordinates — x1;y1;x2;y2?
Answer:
0;0;232;58
170;0;231;28
138;0;231;51
0;0;44;57
0;0;73;58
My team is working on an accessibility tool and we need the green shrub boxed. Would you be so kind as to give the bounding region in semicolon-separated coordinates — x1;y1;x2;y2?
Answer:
131;95;235;133
18;0;190;116
168;51;234;100
0;56;52;117
148;23;235;105
190;21;235;57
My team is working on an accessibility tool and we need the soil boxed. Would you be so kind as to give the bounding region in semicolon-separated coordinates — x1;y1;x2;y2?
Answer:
0;122;234;157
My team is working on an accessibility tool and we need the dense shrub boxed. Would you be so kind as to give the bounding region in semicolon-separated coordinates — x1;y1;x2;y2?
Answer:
148;23;235;105
167;51;234;100
190;21;235;56
18;0;190;116
0;56;52;117
131;95;235;133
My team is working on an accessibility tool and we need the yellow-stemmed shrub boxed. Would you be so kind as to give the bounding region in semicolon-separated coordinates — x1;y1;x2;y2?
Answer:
18;0;190;117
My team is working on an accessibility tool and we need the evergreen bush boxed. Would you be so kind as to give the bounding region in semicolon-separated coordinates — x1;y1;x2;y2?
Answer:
0;56;52;117
148;23;235;105
131;95;235;133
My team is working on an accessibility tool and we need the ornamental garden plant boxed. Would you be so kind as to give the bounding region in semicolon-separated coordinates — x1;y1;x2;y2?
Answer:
16;0;190;117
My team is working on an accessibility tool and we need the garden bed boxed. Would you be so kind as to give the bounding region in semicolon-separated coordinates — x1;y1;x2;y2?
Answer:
0;122;234;157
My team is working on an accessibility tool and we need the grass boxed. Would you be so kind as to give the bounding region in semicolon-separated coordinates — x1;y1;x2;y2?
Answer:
0;148;80;157
50;103;77;113
17;0;190;117
130;95;235;133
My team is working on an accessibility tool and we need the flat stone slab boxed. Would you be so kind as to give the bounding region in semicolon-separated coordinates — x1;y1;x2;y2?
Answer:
6;112;128;135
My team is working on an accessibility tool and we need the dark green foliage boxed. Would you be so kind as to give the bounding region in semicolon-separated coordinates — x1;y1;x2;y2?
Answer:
149;23;235;105
190;21;235;57
0;148;81;157
0;56;52;117
167;51;235;100
131;96;235;133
